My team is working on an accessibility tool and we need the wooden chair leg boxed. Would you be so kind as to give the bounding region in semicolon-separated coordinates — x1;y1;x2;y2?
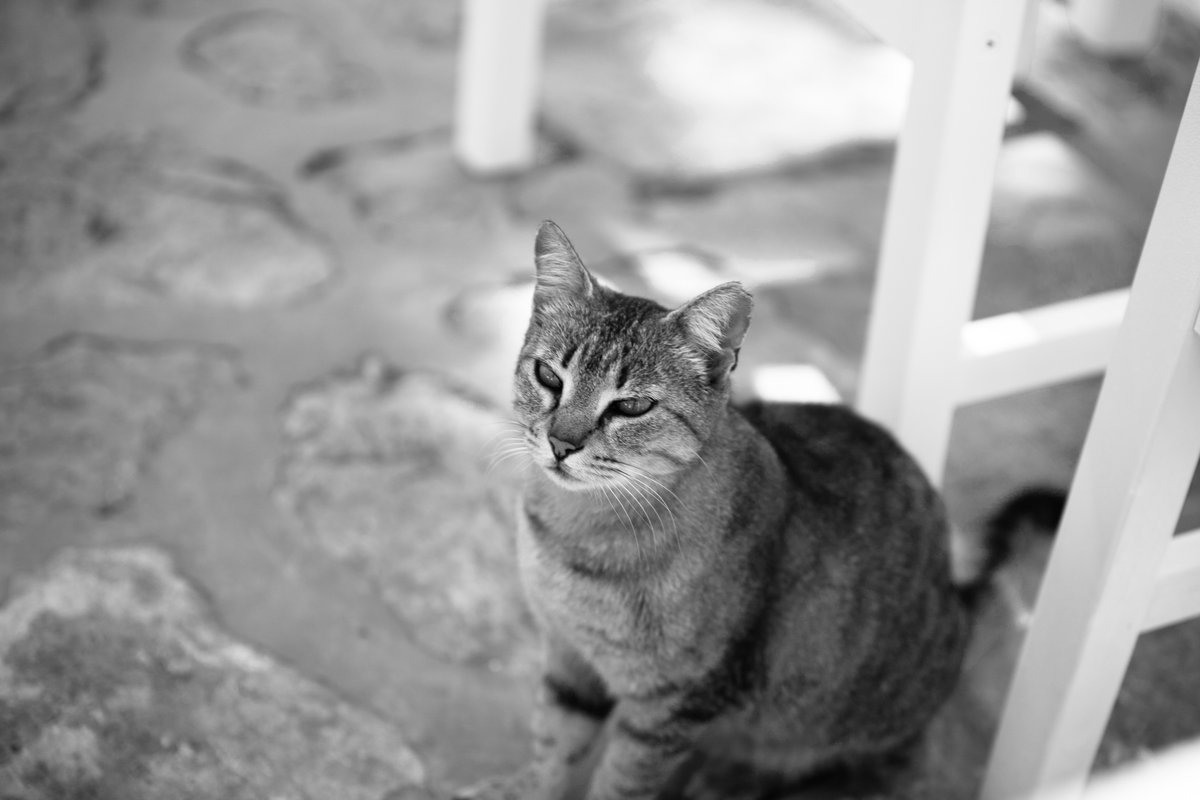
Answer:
856;0;1031;481
980;68;1200;800
454;0;548;173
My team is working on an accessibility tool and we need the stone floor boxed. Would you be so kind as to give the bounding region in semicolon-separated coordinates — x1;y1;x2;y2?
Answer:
2;0;1200;798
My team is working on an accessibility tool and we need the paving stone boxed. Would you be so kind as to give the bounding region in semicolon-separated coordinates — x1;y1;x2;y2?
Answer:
350;0;461;46
977;132;1143;318
82;134;337;305
181;9;379;108
303;137;512;249
275;356;538;674
0;126;101;290
542;0;910;180
647;153;891;260
0;0;103;122
0;132;336;305
0;335;243;529
78;0;242;15
511;158;639;235
1022;1;1200;206
0;546;426;798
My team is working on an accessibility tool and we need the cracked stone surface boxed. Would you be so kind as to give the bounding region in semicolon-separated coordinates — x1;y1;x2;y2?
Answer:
0;126;98;289
303;137;514;247
0;0;103;122
0;546;426;799
0;335;243;528
276;356;538;674
0;132;336;305
976;133;1144;318
181;10;379;108
350;0;462;46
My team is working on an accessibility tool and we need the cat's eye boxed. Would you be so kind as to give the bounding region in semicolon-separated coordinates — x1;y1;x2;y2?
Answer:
534;360;563;392
611;397;655;417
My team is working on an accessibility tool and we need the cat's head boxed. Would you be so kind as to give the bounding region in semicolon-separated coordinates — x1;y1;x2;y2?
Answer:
513;220;752;491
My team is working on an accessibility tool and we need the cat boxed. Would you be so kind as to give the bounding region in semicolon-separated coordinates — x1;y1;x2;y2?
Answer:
457;220;1012;800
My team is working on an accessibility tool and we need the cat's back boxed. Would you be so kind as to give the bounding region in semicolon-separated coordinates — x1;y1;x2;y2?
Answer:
730;401;967;758
738;400;946;541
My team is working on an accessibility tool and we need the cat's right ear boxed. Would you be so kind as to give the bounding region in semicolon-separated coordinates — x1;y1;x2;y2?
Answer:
533;220;596;307
667;282;753;384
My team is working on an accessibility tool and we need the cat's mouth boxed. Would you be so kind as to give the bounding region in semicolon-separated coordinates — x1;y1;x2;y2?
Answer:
545;460;589;490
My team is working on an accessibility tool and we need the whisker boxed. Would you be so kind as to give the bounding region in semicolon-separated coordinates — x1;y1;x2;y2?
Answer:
484;431;532;476
602;483;645;567
615;480;658;552
477;421;530;457
487;450;530;474
613;463;685;559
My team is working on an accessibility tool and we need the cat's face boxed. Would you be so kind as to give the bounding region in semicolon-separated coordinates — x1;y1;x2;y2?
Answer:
513;222;751;491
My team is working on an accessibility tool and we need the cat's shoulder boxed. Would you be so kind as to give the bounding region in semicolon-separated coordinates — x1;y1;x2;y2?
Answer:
735;399;930;491
737;399;900;452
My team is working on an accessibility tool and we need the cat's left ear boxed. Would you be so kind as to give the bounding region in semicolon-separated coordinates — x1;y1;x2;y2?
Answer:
667;282;753;382
533;220;597;307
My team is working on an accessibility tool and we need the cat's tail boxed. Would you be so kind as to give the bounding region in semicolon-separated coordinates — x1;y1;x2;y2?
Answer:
949;486;1066;608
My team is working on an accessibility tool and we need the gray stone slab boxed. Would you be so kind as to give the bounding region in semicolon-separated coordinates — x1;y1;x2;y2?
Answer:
275;356;538;675
0;126;99;289
512;159;639;237
0;131;336;305
541;0;909;181
977;132;1143;318
303;137;518;249
0;0;103;122
0;334;243;528
0;546;427;799
181;9;379;108
349;0;461;47
1021;1;1200;208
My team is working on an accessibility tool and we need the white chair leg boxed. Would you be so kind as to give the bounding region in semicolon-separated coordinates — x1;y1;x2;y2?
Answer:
454;0;548;173
856;0;1031;480
980;68;1200;800
1069;0;1163;55
1016;0;1041;80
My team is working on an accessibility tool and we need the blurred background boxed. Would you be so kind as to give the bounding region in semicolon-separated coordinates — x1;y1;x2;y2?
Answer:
1;0;1199;797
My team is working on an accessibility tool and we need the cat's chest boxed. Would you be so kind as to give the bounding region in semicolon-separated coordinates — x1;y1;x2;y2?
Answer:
516;503;709;692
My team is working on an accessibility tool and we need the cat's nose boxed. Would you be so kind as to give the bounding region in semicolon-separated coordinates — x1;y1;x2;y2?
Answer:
548;435;582;462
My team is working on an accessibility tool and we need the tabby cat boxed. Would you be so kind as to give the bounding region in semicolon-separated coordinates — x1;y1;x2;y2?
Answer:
458;221;994;800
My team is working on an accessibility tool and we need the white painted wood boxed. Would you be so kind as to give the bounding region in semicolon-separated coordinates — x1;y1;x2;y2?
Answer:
980;68;1200;800
834;0;921;55
1016;0;1041;79
1144;529;1200;632
838;0;1042;77
855;0;1031;480
751;364;843;404
1070;0;1163;55
454;0;548;173
958;290;1127;404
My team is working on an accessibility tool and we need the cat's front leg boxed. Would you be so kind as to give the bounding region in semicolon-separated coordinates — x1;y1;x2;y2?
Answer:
585;698;709;800
455;639;612;800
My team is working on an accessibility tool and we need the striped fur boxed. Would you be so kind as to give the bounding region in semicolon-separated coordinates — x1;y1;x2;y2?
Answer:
458;222;972;800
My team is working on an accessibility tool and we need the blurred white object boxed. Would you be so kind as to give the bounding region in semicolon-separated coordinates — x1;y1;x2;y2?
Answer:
454;0;547;172
852;0;1044;479
1071;0;1163;54
980;65;1200;800
1037;738;1200;800
751;364;842;405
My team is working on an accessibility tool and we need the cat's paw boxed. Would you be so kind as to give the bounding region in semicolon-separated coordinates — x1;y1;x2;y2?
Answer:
452;770;540;800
